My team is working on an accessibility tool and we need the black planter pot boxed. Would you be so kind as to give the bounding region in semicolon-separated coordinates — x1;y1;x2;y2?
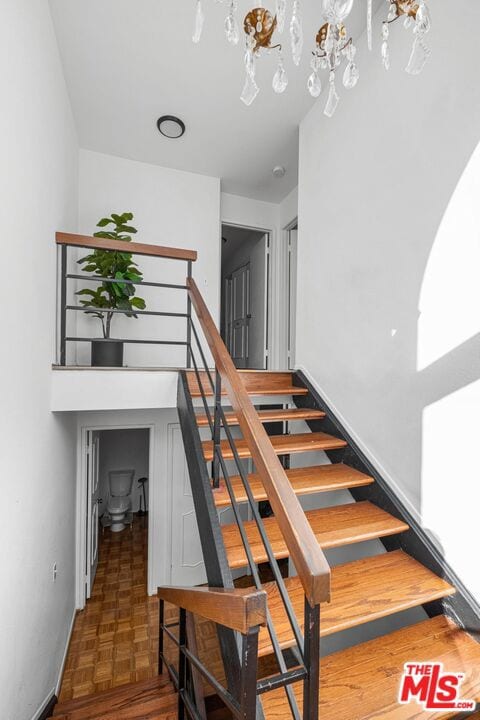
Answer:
91;340;124;367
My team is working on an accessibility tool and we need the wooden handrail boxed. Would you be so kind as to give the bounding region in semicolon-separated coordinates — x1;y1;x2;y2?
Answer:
158;585;267;634
56;232;198;262
187;278;331;607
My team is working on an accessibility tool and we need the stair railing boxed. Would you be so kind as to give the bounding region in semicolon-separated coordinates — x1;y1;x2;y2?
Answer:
158;585;267;720
56;232;196;367
186;277;331;720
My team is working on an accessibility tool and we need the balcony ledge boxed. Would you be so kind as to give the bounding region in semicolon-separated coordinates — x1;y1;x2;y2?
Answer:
51;365;179;412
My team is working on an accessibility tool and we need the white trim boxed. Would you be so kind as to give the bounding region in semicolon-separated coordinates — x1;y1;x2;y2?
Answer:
31;690;55;720
56;608;77;695
76;422;155;610
296;364;423;526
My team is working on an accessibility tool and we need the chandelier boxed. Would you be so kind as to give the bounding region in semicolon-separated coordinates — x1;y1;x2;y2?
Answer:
191;0;432;116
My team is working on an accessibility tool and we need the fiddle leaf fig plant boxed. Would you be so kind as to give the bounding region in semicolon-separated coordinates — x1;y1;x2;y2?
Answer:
76;212;146;338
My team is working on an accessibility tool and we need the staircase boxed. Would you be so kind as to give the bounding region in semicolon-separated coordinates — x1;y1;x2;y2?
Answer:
179;276;480;719
51;235;480;720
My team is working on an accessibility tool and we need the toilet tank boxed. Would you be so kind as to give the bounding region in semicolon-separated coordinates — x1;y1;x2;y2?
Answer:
109;469;134;497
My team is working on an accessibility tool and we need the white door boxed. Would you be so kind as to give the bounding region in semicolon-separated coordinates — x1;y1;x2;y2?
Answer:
227;263;250;368
86;430;101;599
169;424;207;586
287;228;298;370
248;233;269;369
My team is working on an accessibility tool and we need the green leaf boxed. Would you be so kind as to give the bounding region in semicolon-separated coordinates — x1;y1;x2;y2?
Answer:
96;217;114;227
130;296;146;310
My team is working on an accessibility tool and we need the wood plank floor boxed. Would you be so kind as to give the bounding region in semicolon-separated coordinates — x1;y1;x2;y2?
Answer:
59;516;159;702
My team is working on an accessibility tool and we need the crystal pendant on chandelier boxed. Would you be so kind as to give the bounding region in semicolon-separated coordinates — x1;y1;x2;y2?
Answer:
225;4;239;45
406;36;431;75
241;38;259;106
381;22;390;70
273;54;288;93
290;0;304;66
192;0;205;44
367;0;373;50
307;56;322;98
276;0;287;34
241;72;260;105
343;42;358;88
322;0;354;24
324;72;339;117
307;71;322;97
343;60;359;88
406;0;431;74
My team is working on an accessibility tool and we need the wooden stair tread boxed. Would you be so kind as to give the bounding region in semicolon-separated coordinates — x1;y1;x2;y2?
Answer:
187;370;308;398
203;432;347;461
196;407;325;427
213;463;374;507
261;615;480;720
53;676;175;719
190;385;309;398
54;695;177;720
257;550;455;656
222;501;409;569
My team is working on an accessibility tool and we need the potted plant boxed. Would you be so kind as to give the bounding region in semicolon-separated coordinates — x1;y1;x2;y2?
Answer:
77;212;146;367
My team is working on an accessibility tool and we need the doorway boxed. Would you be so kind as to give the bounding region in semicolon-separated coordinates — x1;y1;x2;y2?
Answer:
221;223;270;369
79;425;152;606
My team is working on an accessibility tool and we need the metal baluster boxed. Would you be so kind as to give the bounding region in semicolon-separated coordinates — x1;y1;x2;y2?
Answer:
212;370;222;488
240;627;260;720
186;261;192;368
158;599;165;675
178;608;187;720
303;599;320;720
60;244;67;366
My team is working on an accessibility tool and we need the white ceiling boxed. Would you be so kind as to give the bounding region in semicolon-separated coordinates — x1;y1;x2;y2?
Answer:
50;1;379;203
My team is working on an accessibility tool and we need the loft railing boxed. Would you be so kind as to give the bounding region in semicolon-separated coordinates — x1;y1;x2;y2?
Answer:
158;585;266;720
56;232;196;367
187;277;331;720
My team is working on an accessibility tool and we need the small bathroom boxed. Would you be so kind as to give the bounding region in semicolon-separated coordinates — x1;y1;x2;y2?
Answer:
98;428;150;531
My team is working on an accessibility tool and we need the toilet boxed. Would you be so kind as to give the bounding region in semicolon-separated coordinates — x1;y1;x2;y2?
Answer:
107;469;134;532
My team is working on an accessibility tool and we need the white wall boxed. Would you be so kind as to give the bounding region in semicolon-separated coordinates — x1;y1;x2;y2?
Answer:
0;2;79;718
73;150;221;366
297;1;480;600
51;369;178;412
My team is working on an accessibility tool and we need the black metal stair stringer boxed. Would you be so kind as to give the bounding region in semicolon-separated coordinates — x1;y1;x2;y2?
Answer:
292;369;480;642
177;371;243;695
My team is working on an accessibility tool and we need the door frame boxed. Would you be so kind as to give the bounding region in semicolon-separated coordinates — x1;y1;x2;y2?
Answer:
75;421;155;610
221;222;272;369
284;218;298;370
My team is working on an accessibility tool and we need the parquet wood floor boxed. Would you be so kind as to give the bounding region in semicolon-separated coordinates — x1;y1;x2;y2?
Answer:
59;516;160;702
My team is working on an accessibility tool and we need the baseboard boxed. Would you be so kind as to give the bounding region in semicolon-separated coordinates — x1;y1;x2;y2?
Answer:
295;364;423;526
56;607;77;695
32;692;57;720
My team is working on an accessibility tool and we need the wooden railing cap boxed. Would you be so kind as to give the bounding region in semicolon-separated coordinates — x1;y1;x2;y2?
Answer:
158;585;267;634
56;231;197;262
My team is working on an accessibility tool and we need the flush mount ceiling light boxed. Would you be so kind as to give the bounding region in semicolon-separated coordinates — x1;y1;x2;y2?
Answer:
191;0;431;117
157;116;186;139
